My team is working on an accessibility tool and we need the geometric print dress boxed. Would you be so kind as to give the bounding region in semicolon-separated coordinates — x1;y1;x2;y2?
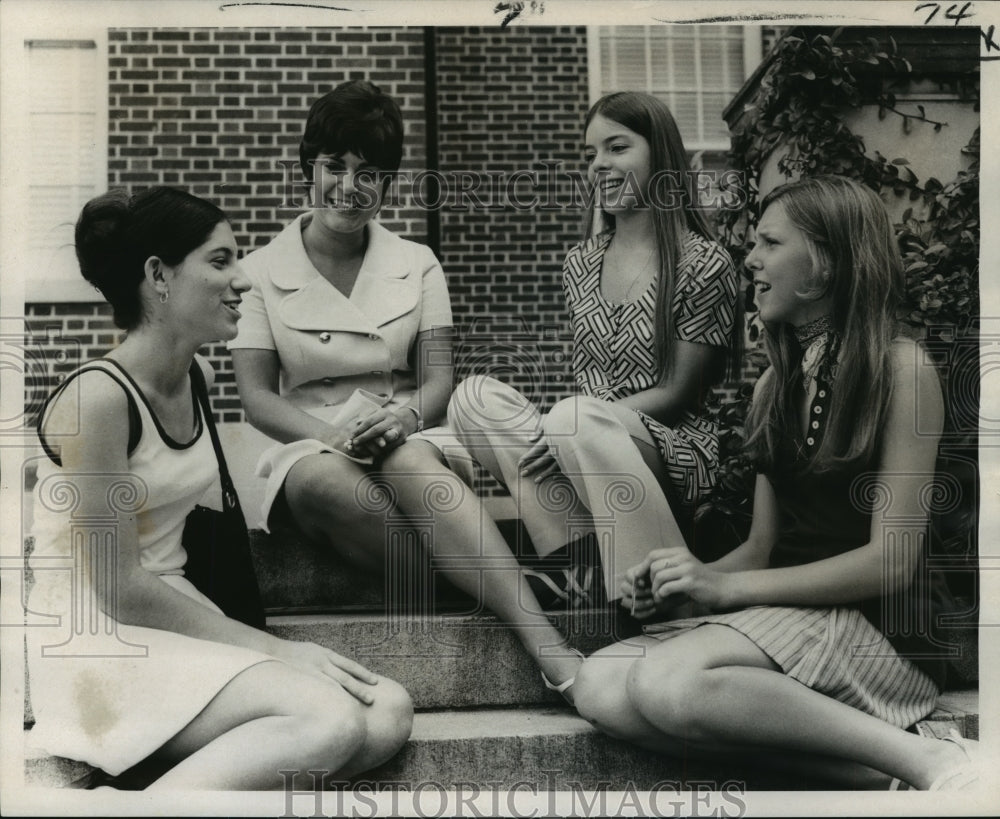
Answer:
563;228;738;509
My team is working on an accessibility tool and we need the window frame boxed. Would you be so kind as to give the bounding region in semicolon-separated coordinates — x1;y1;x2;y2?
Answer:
587;25;762;153
6;28;109;303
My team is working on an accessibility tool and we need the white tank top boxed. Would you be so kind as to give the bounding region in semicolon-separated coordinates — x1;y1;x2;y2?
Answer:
30;359;220;582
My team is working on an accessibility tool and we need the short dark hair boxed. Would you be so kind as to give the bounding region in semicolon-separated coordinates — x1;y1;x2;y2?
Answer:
298;79;404;181
75;187;227;329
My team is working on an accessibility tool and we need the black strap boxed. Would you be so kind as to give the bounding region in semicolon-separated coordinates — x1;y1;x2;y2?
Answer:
37;362;142;465
188;362;237;511
183;361;265;628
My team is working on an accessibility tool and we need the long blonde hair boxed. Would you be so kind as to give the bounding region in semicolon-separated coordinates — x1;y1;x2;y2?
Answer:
745;176;904;471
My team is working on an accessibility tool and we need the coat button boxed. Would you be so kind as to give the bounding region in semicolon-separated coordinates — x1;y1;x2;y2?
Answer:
368;333;378;340
319;332;332;343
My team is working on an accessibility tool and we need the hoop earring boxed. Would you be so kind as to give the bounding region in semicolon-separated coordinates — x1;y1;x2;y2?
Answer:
159;289;169;304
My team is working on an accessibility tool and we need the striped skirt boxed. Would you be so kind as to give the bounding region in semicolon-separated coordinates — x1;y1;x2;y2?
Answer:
643;605;940;729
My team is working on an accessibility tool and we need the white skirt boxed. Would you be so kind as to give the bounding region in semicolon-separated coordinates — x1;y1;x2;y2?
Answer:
25;575;274;776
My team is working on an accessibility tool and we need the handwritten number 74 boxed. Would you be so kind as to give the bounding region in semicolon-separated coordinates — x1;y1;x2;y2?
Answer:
915;2;975;25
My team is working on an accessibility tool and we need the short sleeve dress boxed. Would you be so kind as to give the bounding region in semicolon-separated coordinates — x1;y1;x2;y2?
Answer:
26;360;273;776
562;228;738;508
228;215;471;528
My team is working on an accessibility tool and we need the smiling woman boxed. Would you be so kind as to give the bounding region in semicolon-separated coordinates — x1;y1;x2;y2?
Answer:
25;187;414;789
229;79;585;697
449;91;740;633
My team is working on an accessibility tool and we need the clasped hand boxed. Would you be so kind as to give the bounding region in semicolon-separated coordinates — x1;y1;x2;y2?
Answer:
338;408;411;459
620;546;728;618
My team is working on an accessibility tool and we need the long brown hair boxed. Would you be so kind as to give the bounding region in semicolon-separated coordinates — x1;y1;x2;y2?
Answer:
583;92;718;381
745;176;904;472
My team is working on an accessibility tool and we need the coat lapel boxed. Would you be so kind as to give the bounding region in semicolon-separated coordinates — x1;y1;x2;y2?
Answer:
349;222;420;328
271;217;419;335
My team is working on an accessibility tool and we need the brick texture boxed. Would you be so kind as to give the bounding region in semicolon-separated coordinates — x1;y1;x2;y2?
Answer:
26;25;745;429
435;26;590;410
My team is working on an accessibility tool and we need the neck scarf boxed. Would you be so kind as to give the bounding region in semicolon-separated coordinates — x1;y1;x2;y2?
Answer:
793;315;837;393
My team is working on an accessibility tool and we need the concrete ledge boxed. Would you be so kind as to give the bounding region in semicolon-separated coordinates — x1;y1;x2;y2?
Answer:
355;708;836;791
266;610;631;710
22;688;981;790
24;741;98;789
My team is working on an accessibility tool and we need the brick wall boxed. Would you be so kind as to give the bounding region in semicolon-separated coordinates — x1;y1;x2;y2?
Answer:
27;26;430;424
24;24;746;425
435;26;590;411
107;27;428;246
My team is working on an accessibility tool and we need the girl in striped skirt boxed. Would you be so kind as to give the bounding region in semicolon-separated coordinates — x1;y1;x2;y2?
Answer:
571;175;980;790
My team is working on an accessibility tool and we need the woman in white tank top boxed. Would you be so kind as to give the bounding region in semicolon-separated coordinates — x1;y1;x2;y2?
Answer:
26;187;413;789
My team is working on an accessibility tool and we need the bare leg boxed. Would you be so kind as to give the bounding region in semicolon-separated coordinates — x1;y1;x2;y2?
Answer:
284;454;394;574
379;440;582;689
575;625;965;789
148;661;413;789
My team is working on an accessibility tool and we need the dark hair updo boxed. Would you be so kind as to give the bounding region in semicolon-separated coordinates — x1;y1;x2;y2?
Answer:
298;79;404;182
75;187;227;329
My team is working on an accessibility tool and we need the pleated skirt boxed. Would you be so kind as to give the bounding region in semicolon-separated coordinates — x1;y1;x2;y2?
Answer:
643;605;940;728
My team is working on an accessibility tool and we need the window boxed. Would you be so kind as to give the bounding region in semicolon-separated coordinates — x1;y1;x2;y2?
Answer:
589;25;762;153
8;36;108;301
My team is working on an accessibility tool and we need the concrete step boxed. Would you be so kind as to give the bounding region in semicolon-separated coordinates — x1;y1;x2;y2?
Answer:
24;687;980;790
23;742;99;789
251;504;526;614
266;610;637;710
352;707;830;791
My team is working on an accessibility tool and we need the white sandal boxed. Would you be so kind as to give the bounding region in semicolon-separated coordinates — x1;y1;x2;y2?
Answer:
540;647;585;705
927;730;981;791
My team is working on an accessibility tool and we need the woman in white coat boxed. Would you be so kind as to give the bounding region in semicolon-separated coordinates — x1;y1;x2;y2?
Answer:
231;80;582;695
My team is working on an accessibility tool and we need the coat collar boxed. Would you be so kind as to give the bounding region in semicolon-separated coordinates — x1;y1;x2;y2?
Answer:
271;214;419;334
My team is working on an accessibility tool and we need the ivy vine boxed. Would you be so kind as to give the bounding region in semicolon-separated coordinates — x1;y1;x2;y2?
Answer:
697;27;980;544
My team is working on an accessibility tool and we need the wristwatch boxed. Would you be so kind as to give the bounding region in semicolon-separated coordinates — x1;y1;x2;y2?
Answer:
401;405;424;432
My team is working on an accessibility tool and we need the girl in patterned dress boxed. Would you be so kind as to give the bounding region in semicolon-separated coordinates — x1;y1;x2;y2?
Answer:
570;176;980;790
449;92;738;626
27;187;413;788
